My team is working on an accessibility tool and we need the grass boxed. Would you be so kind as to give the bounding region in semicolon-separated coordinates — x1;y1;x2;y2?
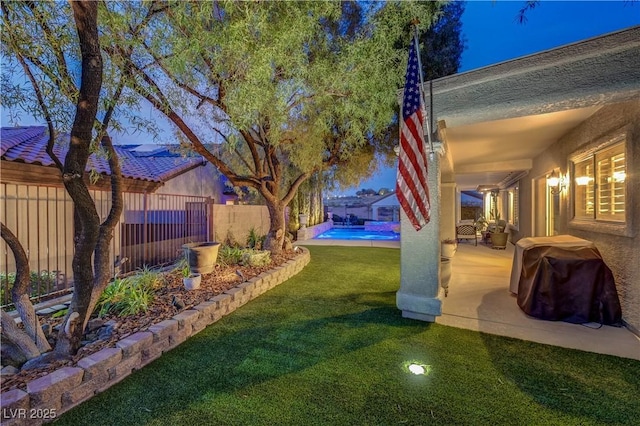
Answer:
58;246;640;425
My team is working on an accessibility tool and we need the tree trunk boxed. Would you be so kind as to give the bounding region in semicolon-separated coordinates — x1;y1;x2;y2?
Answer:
1;310;41;366
0;222;51;353
263;199;287;254
54;0;104;358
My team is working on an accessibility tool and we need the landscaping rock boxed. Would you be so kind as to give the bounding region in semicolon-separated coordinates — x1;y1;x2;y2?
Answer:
97;324;116;341
1;366;19;376
51;304;68;311
86;318;105;332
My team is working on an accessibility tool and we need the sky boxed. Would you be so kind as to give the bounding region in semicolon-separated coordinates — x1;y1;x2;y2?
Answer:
349;0;640;196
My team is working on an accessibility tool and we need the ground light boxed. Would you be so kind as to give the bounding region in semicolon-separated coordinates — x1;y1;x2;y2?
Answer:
403;361;432;376
409;364;425;375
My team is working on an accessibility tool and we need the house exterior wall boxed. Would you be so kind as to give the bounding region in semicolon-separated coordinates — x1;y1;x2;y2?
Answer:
157;163;225;202
514;100;640;333
370;193;399;221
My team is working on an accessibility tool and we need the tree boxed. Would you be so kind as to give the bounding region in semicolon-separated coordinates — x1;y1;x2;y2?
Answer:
0;0;131;359
101;0;443;253
419;1;466;81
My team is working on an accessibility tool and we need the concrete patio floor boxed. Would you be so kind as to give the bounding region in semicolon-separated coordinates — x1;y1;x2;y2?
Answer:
441;242;640;360
298;238;640;360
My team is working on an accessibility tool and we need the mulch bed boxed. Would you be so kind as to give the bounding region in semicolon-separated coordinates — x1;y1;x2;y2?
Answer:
0;251;299;393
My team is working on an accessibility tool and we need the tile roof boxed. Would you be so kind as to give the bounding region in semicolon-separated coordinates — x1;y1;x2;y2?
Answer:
0;126;205;183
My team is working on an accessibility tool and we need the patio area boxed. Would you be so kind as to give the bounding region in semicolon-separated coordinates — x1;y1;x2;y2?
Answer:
441;242;640;360
298;238;640;360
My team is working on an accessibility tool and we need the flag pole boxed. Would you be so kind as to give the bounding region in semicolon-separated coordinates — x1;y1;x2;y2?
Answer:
411;19;435;158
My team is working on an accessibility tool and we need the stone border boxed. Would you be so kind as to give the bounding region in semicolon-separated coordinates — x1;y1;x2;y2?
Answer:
0;248;311;426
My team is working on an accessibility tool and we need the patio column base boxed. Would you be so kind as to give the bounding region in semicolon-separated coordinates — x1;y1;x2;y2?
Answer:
396;291;442;322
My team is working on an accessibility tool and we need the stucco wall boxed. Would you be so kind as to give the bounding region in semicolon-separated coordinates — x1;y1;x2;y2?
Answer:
514;100;640;333
212;204;271;245
157;163;224;201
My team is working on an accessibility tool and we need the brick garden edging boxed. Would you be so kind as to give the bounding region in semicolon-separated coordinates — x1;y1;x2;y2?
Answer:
0;247;310;425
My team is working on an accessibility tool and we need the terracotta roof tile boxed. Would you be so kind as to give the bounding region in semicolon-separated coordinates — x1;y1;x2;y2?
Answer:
1;126;203;182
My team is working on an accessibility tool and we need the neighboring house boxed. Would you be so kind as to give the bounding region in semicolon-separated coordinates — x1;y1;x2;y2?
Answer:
0;126;227;304
430;26;640;333
325;193;400;222
369;192;400;221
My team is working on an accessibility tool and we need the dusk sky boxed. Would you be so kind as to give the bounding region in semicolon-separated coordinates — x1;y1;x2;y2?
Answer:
351;0;640;195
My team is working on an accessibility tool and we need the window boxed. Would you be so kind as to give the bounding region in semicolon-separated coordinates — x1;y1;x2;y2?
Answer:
573;141;625;222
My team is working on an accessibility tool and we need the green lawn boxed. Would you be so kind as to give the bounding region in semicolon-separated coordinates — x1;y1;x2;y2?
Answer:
57;246;640;425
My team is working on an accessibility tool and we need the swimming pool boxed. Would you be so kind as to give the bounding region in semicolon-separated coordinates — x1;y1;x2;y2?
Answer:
314;227;400;241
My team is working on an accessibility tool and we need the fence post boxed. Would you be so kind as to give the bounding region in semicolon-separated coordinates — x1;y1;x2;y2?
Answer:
207;197;214;242
143;192;148;262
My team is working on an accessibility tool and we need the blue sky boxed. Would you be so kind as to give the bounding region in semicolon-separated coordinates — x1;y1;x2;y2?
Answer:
351;0;640;195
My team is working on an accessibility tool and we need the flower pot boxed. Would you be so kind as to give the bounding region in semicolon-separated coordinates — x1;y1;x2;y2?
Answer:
490;232;509;250
440;257;452;297
299;214;309;229
182;242;220;274
183;273;201;290
441;242;457;258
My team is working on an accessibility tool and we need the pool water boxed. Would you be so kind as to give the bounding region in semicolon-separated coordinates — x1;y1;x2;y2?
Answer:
314;227;400;241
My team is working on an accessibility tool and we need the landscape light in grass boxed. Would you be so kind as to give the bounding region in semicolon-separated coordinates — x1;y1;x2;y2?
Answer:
404;361;431;376
409;364;425;375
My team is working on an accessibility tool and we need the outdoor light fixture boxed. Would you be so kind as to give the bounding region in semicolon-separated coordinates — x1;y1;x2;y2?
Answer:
408;364;425;375
403;361;431;376
547;170;566;194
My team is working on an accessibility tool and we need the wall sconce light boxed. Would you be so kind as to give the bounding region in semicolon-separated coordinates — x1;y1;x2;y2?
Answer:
547;170;566;194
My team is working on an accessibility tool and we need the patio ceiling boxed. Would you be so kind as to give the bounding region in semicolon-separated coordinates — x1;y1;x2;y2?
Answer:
443;106;601;190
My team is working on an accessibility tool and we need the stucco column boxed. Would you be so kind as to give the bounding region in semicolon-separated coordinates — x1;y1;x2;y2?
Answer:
396;143;444;322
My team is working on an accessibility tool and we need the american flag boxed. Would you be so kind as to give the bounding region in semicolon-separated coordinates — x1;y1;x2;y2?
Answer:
396;39;430;231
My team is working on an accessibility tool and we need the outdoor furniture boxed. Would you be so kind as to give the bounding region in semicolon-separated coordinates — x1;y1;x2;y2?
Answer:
516;245;621;325
509;235;596;294
456;223;477;246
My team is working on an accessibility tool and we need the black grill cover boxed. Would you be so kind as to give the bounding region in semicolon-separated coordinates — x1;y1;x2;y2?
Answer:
517;246;622;325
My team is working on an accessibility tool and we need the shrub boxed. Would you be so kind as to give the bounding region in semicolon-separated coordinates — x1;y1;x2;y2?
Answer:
242;250;271;267
96;275;154;317
134;265;162;291
218;245;245;266
246;227;266;249
1;270;57;306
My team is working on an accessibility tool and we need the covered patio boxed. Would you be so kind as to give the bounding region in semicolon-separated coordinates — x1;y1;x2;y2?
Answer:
441;242;640;360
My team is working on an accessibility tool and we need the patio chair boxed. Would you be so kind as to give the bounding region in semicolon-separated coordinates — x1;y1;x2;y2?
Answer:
456;223;477;246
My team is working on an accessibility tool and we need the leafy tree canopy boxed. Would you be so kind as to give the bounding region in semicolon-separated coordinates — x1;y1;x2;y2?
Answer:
100;0;445;250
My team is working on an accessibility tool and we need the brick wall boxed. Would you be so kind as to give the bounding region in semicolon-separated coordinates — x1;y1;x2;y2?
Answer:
0;248;311;425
